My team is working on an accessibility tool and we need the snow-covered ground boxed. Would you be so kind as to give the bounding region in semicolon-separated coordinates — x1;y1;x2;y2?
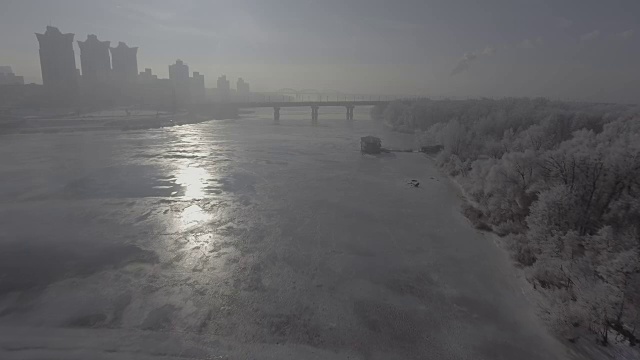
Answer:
0;107;574;359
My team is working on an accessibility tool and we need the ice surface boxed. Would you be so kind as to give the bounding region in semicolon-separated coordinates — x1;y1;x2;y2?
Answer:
0;107;572;359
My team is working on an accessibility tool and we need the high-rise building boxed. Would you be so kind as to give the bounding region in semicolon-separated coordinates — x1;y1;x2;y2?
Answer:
77;34;111;86
35;26;78;93
216;75;231;102
169;59;189;84
190;71;205;103
237;77;250;94
169;59;190;104
110;42;138;85
217;75;230;92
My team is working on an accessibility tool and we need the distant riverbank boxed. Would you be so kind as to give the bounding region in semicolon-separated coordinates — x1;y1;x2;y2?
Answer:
0;113;207;135
0;106;243;135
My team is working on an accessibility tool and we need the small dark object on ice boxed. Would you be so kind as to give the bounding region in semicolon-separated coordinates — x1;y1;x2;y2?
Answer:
408;179;420;187
360;136;382;154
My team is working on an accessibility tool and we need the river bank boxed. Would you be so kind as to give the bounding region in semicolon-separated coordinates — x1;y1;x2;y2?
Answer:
0;111;217;135
432;156;640;360
374;98;640;360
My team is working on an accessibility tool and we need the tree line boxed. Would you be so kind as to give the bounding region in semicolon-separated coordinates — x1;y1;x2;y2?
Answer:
372;98;640;346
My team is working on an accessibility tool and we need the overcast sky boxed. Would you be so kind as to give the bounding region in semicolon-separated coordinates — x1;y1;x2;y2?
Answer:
1;0;639;102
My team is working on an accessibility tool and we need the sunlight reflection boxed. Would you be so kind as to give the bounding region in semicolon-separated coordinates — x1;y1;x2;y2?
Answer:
158;126;236;282
174;165;208;199
181;204;209;229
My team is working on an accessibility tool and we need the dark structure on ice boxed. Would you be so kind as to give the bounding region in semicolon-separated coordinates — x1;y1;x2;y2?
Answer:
360;136;382;154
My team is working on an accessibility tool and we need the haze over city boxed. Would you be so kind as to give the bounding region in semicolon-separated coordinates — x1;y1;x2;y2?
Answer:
1;0;639;102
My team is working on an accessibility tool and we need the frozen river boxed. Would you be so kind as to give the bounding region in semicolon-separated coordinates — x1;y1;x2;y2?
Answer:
0;107;571;359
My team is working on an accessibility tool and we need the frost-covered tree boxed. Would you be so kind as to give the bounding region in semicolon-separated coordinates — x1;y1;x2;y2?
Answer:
373;98;640;345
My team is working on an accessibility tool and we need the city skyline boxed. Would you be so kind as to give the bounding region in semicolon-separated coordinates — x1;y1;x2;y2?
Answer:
7;24;256;95
27;24;252;101
23;24;251;106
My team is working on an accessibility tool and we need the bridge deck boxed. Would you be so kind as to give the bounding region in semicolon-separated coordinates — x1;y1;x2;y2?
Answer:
229;101;388;108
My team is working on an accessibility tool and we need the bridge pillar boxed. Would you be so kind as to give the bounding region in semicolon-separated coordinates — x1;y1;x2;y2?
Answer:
311;106;319;124
273;107;280;123
346;105;354;120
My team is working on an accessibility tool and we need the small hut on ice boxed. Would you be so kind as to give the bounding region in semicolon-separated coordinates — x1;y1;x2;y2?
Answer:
360;136;382;154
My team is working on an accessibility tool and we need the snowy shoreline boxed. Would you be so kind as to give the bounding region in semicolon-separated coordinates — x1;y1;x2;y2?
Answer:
420;135;640;360
0;111;217;135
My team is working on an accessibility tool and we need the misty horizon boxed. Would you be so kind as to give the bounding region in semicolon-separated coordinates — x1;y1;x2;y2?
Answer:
1;0;639;103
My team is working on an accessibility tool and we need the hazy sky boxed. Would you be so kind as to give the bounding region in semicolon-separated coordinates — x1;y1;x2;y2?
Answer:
1;0;639;102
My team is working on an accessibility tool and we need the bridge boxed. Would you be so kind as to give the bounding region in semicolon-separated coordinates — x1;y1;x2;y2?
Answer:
233;100;388;122
190;95;420;123
274;88;344;102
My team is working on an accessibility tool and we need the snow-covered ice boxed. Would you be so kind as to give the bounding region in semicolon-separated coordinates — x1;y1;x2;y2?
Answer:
0;107;573;359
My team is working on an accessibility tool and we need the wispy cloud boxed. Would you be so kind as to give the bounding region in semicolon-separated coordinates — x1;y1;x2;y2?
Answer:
117;3;177;22
450;52;478;76
518;37;543;49
519;39;534;49
450;44;498;76
482;46;496;56
618;29;634;39
581;30;600;42
555;17;573;29
114;1;220;40
360;16;423;33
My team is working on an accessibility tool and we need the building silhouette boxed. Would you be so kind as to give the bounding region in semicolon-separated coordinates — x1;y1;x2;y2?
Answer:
136;68;173;107
169;59;190;104
110;42;138;85
138;68;158;84
237;77;250;94
32;25;224;107
77;34;111;86
190;71;205;103
217;75;230;92
0;66;24;86
217;75;230;102
169;59;189;83
35;26;78;93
